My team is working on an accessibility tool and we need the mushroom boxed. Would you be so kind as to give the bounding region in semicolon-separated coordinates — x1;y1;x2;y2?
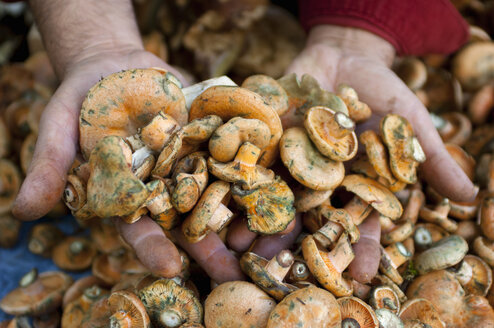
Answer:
0;159;21;215
280;127;345;190
89;219;125;254
108;290;150;328
139;279;203;328
453;41;494;91
204;281;275;328
380;114;425;184
452;255;492;296
413;223;450;252
474;236;494;268
241;74;289;116
379;242;412;285
146;179;180;230
456;220;481;244
0;116;10;158
62;275;108;308
171;152;208;213
28;223;64;257
336;84;372;123
380;215;414;245
414;235;468;275
181;180;233;243
406;270;494;327
4;99;32;138
422;67;462;112
208;142;275;189
32;311;61;328
151;132;182;178
231;176;295;234
398;298;445;328
464;124;494;158
372;274;408;303
431;112;472;147
266;286;341;327
239;250;297;301
52;236;97;271
359;130;406;192
79;68;187;160
302;234;354;297
468;84;494;125
445;143;476;181
0;269;73;316
294;187;332;213
480;193;494;240
338;296;379;328
181;77;236;110
286;257;316;285
395;57;428;91
277;73;349;129
351;155;380;179
419;199;458;233
189;85;283;167
375;308;404;328
369;286;401;314
0;214;21;248
304;106;358;162
92;249;147;286
176;115;223;159
61;286;109;328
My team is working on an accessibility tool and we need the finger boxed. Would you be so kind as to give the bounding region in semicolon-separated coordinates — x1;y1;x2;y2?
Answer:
226;217;257;253
115;216;182;278
250;214;302;259
12;80;83;220
174;228;245;283
338;61;477;202
348;211;381;283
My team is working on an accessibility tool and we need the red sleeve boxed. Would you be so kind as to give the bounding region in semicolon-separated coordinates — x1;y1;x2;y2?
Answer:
298;0;469;56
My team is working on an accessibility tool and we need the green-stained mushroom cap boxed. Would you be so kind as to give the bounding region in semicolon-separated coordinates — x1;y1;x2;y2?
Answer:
415;235;468;275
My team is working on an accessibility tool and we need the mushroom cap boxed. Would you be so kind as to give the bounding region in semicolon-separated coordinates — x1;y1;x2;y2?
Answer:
395;57;428;91
28;223;64;257
62;275;107;308
139;111;180;152
380;114;424;184
89;219;124;254
399;298;445;328
341;175;403;220
0;270;73;316
0;159;22;215
0;214;21;248
301;235;353;297
241;74;289;116
79;68;187;159
87;136;150;218
462;255;493;296
338;296;379;328
52;236;97;271
0;116;10;158
294;187;332;213
304;106;358;161
437;112;472;146
152;132;182;177
375;308;404;328
239;252;297;301
209;117;271;163
415;235;468;275
445;143;476;181
280;127;345;190
266;286;341;328
62;286;110;328
204;281;275;328
63;174;87;212
370;286;401;314
232;176;295;234
182;180;232;243
139;279;202;328
453;42;494;91
336;84;372;123
189;85;283;167
109;290;150;328
180;115;223;145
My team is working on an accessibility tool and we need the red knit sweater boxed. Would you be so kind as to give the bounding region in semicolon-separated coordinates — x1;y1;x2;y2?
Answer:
298;0;469;55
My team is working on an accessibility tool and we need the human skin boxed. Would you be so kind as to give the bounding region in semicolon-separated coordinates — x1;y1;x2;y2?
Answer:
13;2;476;282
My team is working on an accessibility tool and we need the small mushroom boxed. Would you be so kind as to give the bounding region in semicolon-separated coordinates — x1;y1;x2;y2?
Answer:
422;67;462;112
372;274;407;303
302;234;354;297
171;152;208;213
181;181;233;243
146;179;180;230
369;286;401;314
189;85;283;167
294;187;332;213
431;112;472;146
231;176;295;234
241;74;289;116
474;236;494;268
456;220;481;244
336;84;372;123
280;127;345;190
413;223;450;251
62;275;107;308
208;142;275;189
152;132;182;178
266;286;341;328
286;257;316;285
400;187;424;224
61;286;109;328
204;281;275;328
108;290;150;328
452;255;492;297
312;202;359;248
0;269;73;316
0;159;22;215
139;279;203;328
0;214;21;248
380;114;425;184
338;296;379;328
375;308;404;328
480;193;494;240
453;41;494;91
92;249;147;286
379;242;412;285
395;57;428;91
177;115;223;159
399;298;445;328
89;219;124;254
239;250;297;301
52;236;97;271
380;215;414;245
414;235;468;275
419;199;458;233
32;311;60;328
468;84;494;125
181;77;237;110
28;223;64;257
445;143;476;181
304;106;358;161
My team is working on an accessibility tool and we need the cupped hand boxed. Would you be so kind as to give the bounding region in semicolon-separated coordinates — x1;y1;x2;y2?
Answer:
286;25;477;203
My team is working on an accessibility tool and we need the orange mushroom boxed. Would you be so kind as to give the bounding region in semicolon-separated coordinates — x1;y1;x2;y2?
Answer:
453;41;494;91
419;199;458;233
0;159;21;215
336;84;372;123
338;296;379;328
480;193;494;240
395;57;428;91
108;290;150;328
241;74;289;116
28;223;64;257
399;298;445;328
52;236;97;271
379;242;412;285
414;235;468;275
0;214;21;248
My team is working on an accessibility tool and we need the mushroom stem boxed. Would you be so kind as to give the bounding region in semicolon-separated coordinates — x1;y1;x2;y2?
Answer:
380;215;395;232
235;142;261;166
206;203;234;233
402;188;425;224
452;260;473;286
326;234;355;272
69;240;85;255
344;196;372;225
264;250;294;281
160;309;183;328
290;262;310;281
313;221;343;248
384;243;411;268
19;268;38;287
419;199;458;233
430;113;454;133
84;286;102;300
414;226;433;250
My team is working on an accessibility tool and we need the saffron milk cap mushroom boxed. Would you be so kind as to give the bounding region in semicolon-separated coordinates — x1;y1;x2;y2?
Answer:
108;290;150;328
414;235;468;275
0;214;21;248
453;42;494;91
453;255;492;296
336;84;372;123
338;296;379;328
379;242;412;285
399;298;445;328
52;236;97;271
241;74;289;116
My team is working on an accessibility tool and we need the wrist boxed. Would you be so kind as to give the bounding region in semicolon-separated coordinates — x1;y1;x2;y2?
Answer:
307;25;396;67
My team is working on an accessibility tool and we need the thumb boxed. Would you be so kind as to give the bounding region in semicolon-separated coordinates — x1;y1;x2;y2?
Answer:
12;80;83;220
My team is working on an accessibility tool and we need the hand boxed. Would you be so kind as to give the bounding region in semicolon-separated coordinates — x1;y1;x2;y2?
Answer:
286;25;477;203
